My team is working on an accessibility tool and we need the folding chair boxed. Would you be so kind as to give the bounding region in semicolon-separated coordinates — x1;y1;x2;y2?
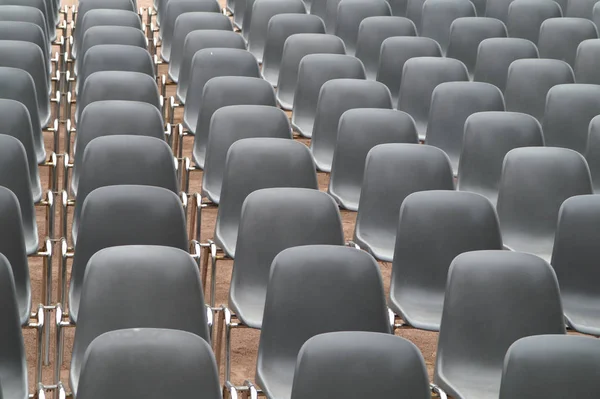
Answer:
333;0;391;56
574;39;600;84
506;0;562;44
420;0;476;54
538;17;598;67
586;116;600;192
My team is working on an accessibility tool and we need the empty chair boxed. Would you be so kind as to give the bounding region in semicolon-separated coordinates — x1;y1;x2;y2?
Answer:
0;0;52;40
311;79;392;172
176;30;247;104
434;250;565;399
390;191;502;331
334;0;392;56
538;18;598;68
247;0;307;62
497;147;592;261
0;6;50;46
376;37;442;105
586;116;600;192
575;39;600;84
504;59;574;122
355;16;416;80
500;335;600;399
291;54;365;138
397;57;469;140
446;17;507;77
566;0;598;17
328;109;418;210
0;21;50;78
261;14;326;86
543;84;600;154
292;332;435;399
457;112;544;205
473;38;538;92
420;0;476;54
159;0;221;62
68;245;210;394
76;329;221;399
192;77;276;169
276;33;345;110
353;144;455;261
202;106;293;203
426;82;505;173
256;245;390;399
506;0;562;44
168;13;233;82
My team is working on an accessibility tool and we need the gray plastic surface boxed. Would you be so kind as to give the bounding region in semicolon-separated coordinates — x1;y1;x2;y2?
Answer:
0;6;50;49
0;21;50;79
506;0;562;44
585;115;600;192
421;0;476;54
538;17;598;67
574;39;600;84
334;0;391;56
566;0;598;17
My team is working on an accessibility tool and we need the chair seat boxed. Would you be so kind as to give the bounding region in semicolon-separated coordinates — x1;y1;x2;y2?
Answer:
327;186;360;211
229;292;265;329
354;232;394;262
389;289;444;331
563;295;600;336
438;368;501;399
214;229;236;259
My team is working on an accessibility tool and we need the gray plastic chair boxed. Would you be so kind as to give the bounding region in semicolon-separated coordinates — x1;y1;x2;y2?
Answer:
176;30;247;104
256;245;390;399
391;191;502;331
159;0;220;62
586;116;600;192
311;79;392;172
421;0;476;55
229;189;343;330
575;39;600;84
0;0;52;40
261;14;326;86
500;335;600;399
426;82;505;173
203;107;292;204
333;0;391;56
77;329;221;399
497;147;592;261
504;59;574;122
0;6;50;47
406;0;426;33
397;57;469;140
446;17;507;77
291;54;365;138
168;13;233;83
594;2;600;27
355;16;416;80
0;67;45;164
353;143;455;261
215;139;318;259
71;101;166;196
538;18;598;67
376;37;441;105
77;71;161;125
328;109;418;211
506;0;562;45
69;245;209;394
247;0;307;62
473;38;538;92
182;49;260;135
387;0;411;15
68;186;188;323
291;332;433;399
457;112;543;205
276;33;345;110
566;0;598;17
192;77;276;169
434;250;565;399
543;84;600;154
73;136;178;243
551;195;600;336
0;21;50;79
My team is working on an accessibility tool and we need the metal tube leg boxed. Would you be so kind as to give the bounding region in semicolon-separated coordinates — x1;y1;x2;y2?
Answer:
225;319;232;383
210;243;218;307
215;307;225;375
44;247;52;365
201;245;209;296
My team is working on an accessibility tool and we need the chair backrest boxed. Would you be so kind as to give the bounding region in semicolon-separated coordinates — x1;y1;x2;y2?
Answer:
203;106;292;204
566;0;598;17
328;109;418;211
291;332;431;399
376;36;442;105
390;190;502;331
574;39;600;84
229;189;343;329
504;58;574;122
311;79;392;172
473;37;538;92
420;0;476;54
0;5;49;45
457;111;543;205
77;328;221;399
397;57;469;140
0;21;49;75
256;245;390;399
69;186;188;323
334;0;391;56
71;245;209;394
594;2;600;28
586;115;600;192
426;81;505;173
497;147;592;260
353;143;455;262
500;335;600;399
506;0;562;44
538;17;598;67
215;139;318;259
354;16;416;80
406;0;427;33
434;250;565;399
0;0;51;38
446;17;507;77
291;53;365;138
